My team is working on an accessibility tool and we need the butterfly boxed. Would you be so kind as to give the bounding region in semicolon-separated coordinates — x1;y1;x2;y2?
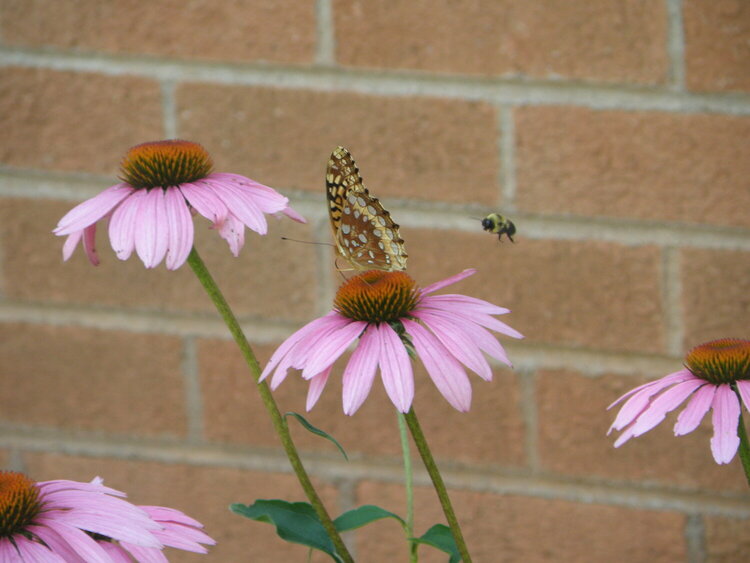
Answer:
326;146;407;271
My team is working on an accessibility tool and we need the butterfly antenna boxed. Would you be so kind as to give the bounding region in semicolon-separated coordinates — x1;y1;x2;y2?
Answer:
280;237;335;248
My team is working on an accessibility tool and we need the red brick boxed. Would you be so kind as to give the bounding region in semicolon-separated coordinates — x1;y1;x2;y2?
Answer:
705;515;750;562
0;323;186;436
0;198;317;322
23;452;337;562
333;0;668;84
405;228;666;354
199;339;526;467
356;481;687;562
537;370;750;493
0;0;316;65
684;0;750;92
177;85;499;205
0;68;162;174
681;248;750;350
516;107;750;228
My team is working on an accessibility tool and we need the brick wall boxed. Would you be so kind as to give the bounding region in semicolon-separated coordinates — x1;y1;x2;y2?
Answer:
1;1;749;561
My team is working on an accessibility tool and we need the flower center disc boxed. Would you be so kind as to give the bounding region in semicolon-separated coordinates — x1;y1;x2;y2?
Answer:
0;472;41;538
334;271;418;323
685;338;750;384
119;140;214;189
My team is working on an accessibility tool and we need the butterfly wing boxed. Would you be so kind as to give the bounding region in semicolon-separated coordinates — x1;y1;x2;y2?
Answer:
326;146;407;271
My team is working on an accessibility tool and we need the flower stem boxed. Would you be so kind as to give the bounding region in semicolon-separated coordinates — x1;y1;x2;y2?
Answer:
404;407;472;563
736;408;750;488
186;247;353;563
397;411;418;562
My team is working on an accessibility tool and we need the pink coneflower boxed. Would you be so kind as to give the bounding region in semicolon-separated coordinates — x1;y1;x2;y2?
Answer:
261;269;522;415
608;338;750;464
0;472;214;560
54;140;305;270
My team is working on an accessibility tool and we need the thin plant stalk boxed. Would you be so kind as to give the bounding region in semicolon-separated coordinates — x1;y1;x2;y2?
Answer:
187;247;353;563
397;411;418;562
736;406;750;488
404;407;472;563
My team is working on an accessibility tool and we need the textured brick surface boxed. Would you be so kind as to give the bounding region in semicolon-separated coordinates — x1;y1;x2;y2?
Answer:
704;515;750;562
681;248;750;350
355;481;687;562
199;338;526;467
684;0;750;92
22;452;336;562
537;370;750;493
0;198;317;322
177;85;499;205
516;107;750;228
0;0;316;65
405;229;665;353
0;323;186;436
333;0;668;84
0;68;162;173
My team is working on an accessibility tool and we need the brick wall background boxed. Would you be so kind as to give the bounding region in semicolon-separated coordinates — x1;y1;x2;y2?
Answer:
1;1;749;561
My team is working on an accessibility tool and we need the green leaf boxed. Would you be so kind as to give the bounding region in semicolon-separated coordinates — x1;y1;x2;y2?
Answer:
413;524;461;563
333;504;406;532
230;500;341;561
285;411;349;461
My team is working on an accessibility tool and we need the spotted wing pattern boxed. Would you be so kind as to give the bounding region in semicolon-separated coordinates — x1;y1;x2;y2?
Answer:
326;146;407;271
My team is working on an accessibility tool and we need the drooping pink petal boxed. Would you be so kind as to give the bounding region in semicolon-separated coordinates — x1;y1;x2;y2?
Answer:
12;535;65;562
28;524;89;562
403;319;472;412
280;206;307;223
81;224;100;266
217;214;245;257
306;367;332;411
420;269;476;295
271;315;351;388
628;378;705;438
608;369;694;410
163;187;194;270
134;188;169;268
376;323;414;413
37;519;114;562
460;311;524;339
415;309;512;369
302;320;367;379
416;311;492;380
736;380;750;411
342;326;380;415
109;189;147;261
204;179;268;235
98;542;134;562
120;542;168;563
54;183;133;236
608;374;694;434
140;506;204;529
260;313;340;384
210;173;289;214
674;383;714;436
710;384;741;464
419;294;510;316
40;478;126;497
178;182;229;226
61;230;83;262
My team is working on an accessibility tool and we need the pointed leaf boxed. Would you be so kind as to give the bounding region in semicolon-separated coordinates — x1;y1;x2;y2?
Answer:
333;505;405;532
286;412;349;461
230;500;341;561
413;524;461;563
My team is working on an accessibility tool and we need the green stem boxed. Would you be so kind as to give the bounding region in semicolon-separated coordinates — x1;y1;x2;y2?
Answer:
187;247;353;563
397;412;418;562
404;407;472;563
736;407;750;488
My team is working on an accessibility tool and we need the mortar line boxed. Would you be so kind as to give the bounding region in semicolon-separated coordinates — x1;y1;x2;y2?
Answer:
663;246;685;355
181;336;206;441
160;79;178;138
685;513;707;563
498;105;517;210
666;0;687;92
2;49;750;116
315;0;335;65
521;369;540;472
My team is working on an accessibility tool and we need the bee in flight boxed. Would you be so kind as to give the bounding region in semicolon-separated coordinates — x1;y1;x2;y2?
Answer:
481;213;516;242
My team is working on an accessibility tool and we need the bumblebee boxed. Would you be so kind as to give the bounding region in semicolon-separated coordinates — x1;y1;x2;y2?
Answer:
481;213;516;242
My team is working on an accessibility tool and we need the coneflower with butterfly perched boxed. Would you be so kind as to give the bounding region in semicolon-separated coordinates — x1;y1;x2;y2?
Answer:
326;146;408;271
